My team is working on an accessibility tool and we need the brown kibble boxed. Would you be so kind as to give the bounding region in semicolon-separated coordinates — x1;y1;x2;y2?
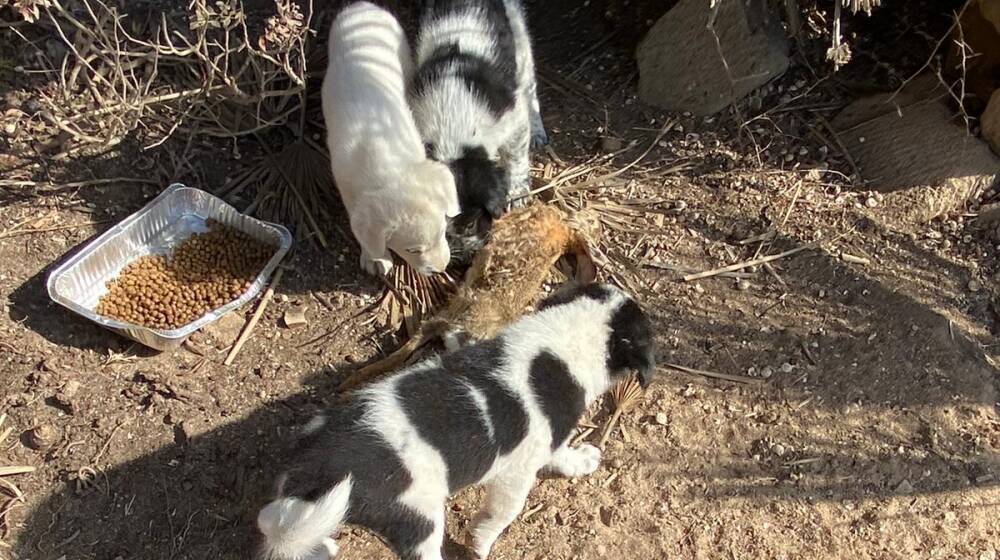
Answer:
95;222;276;330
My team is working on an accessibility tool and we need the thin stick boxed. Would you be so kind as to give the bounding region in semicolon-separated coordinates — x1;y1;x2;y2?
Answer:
224;268;284;366
0;220;114;240
598;408;626;449
814;116;861;182
642;261;756;279
0;466;36;477
0;177;159;189
888;0;973;103
664;363;761;384
91;421;124;464
682;241;820;282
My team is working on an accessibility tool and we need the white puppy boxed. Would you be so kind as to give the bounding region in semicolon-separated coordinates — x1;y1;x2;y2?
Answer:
256;283;656;560
322;2;461;276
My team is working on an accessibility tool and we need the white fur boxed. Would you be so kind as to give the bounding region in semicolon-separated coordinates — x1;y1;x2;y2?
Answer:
322;2;461;276
257;476;353;560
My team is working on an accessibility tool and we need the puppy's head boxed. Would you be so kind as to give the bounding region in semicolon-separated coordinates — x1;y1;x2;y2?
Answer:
539;283;657;387
388;160;459;275
447;146;510;219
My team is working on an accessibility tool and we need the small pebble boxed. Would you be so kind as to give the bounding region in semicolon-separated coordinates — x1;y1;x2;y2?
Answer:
771;443;786;457
654;412;668;426
736;279;751;291
780;362;794;373
26;425;57;450
865;197;878;208
968;279;982;292
760;367;773;379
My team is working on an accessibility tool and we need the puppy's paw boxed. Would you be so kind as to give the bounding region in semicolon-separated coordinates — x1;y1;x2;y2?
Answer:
360;254;392;277
468;526;497;560
557;444;602;477
321;537;339;558
442;328;474;352
506;181;531;210
529;128;549;150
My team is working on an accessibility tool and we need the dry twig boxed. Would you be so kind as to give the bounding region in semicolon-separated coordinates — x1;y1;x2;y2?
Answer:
665;363;760;384
224;267;283;366
598;375;644;449
682;241;821;282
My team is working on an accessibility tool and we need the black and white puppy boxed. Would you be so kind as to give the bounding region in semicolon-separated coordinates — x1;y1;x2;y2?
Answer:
256;283;655;560
409;0;547;225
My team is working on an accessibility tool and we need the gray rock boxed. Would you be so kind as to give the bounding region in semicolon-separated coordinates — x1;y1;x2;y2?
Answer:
637;0;789;115
832;75;1000;224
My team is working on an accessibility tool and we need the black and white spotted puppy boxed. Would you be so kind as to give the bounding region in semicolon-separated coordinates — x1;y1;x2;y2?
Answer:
256;283;655;560
409;0;547;224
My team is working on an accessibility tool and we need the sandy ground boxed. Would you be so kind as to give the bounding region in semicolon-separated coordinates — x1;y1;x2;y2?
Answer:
1;1;999;559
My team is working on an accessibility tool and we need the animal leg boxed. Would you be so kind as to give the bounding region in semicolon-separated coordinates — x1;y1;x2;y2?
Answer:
468;472;534;559
390;508;445;560
526;78;548;149
546;442;601;478
502;121;532;210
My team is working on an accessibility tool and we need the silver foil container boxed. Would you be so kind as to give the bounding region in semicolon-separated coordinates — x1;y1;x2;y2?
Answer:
46;183;293;351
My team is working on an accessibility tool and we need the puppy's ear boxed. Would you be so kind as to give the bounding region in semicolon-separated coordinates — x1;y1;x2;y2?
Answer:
412;160;460;218
443;176;461;219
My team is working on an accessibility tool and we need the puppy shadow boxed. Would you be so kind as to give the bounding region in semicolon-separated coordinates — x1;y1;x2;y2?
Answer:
443;536;478;560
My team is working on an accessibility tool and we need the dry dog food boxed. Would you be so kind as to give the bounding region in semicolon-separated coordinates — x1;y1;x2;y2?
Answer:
95;220;275;329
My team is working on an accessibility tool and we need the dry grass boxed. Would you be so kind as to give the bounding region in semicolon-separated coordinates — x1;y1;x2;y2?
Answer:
23;0;311;157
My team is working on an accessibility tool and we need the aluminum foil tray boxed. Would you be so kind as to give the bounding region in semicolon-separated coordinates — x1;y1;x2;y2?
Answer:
46;183;292;351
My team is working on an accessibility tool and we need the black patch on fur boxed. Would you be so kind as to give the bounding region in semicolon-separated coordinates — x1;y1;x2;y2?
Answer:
412;0;519;118
448;146;510;219
449;337;529;455
606;298;656;384
528;350;585;449
411;44;516;118
277;400;434;558
537;283;612;311
397;363;500;492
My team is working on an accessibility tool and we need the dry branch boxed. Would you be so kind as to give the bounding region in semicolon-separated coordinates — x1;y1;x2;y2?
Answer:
682;241;821;282
35;0;311;152
224;267;283;366
664;363;760;384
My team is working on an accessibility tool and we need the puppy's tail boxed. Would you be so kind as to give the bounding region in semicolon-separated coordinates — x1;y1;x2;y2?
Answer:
256;476;353;560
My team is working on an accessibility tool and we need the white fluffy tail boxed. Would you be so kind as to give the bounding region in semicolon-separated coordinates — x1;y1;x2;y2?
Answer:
257;476;353;560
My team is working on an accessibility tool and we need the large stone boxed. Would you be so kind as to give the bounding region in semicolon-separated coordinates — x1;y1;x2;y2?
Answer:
636;0;788;116
982;89;1000;156
832;75;1000;224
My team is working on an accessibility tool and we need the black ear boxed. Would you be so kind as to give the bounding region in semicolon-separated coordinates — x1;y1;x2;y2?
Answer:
538;282;612;311
606;298;656;388
483;175;509;218
454;150;510;219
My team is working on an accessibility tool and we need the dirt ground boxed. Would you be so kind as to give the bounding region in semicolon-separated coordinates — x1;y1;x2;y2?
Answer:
2;1;1000;559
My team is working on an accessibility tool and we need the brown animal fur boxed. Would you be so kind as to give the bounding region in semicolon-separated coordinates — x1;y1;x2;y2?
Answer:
338;204;594;391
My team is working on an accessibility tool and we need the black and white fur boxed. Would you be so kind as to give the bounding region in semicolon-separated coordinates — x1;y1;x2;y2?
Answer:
409;0;547;225
256;283;655;560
